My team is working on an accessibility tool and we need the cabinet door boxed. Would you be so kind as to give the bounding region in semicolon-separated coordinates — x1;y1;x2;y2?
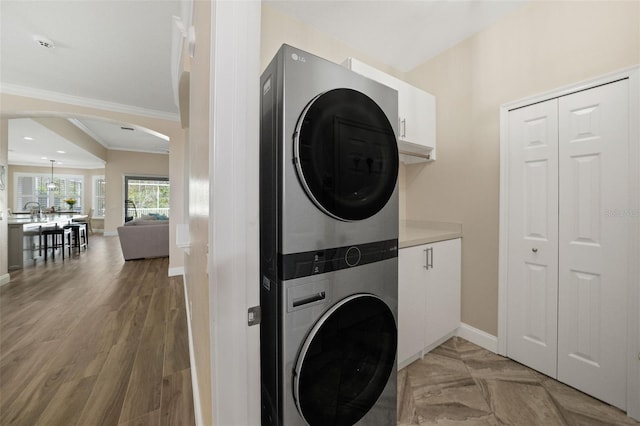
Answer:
345;58;436;159
8;225;24;270
557;79;628;410
398;244;428;365
398;83;436;155
424;239;461;348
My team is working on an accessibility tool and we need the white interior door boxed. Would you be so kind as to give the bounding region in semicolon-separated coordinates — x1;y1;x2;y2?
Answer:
557;80;629;410
506;99;559;378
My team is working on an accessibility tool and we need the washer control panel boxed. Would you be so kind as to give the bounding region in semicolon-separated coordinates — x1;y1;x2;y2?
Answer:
280;239;398;280
345;246;361;267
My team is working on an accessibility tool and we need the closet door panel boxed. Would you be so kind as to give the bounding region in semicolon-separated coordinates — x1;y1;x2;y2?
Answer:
558;79;629;410
506;99;559;378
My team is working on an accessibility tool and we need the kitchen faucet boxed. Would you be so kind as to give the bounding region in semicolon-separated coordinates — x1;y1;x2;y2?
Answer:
23;201;41;211
23;201;42;218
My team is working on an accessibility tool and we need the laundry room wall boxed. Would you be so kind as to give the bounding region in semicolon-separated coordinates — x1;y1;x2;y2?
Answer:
403;0;640;336
260;4;409;220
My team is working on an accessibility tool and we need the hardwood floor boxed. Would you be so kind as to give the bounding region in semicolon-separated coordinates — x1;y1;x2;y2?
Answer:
0;235;195;426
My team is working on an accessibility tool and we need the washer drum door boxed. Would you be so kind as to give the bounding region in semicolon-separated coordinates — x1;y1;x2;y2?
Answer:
293;294;397;425
294;88;399;222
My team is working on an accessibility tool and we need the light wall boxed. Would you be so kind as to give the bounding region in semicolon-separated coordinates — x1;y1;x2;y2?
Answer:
0;93;186;272
261;5;405;79
404;0;640;335
184;0;212;423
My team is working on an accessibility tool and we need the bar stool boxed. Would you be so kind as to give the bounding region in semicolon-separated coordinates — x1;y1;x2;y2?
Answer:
73;208;93;235
76;222;89;248
63;223;87;254
42;225;72;260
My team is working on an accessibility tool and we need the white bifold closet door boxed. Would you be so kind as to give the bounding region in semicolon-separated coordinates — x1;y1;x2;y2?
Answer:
507;99;559;379
557;81;628;409
507;79;629;410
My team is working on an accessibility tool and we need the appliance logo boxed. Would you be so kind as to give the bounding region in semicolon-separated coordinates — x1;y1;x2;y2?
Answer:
291;53;306;63
263;78;271;95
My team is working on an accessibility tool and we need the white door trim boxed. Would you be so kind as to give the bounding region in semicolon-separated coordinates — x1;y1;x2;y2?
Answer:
498;65;639;420
209;1;261;425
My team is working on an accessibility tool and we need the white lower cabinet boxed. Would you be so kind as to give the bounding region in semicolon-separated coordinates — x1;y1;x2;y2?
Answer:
398;238;461;368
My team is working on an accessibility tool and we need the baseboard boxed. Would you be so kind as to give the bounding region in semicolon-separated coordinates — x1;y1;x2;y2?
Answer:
183;275;203;426
397;330;458;370
168;266;184;277
0;273;10;287
398;352;422;371
457;322;498;353
103;231;118;237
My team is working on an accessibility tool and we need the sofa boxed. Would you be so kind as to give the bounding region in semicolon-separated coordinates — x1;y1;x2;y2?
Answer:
117;218;169;260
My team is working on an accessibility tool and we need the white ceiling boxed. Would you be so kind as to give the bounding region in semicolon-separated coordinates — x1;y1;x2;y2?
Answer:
265;0;528;73
1;0;527;168
8;118;106;169
1;0;181;114
1;0;180;168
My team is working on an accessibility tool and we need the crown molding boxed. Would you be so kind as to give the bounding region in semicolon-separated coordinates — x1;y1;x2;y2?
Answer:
0;83;180;122
7;160;106;169
107;146;170;155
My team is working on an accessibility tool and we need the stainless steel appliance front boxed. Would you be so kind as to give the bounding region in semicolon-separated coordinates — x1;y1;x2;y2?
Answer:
260;44;399;425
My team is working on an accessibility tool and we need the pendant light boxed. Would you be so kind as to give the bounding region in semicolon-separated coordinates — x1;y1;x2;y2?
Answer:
47;160;57;191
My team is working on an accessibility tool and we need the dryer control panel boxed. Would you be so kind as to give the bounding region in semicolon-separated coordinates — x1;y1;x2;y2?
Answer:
279;238;398;280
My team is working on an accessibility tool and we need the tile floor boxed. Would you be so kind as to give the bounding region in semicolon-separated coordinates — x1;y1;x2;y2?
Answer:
398;337;638;425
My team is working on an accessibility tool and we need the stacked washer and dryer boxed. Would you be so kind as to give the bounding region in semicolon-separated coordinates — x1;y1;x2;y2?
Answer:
260;45;399;426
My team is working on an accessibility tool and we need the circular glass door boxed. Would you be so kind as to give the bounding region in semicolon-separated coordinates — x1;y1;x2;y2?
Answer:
294;88;398;221
293;294;397;426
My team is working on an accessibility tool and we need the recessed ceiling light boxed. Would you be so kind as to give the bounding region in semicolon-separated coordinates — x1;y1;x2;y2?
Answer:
56;150;66;154
41;156;47;160
33;35;55;49
24;136;34;141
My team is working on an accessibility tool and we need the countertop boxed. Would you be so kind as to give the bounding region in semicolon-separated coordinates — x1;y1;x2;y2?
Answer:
399;220;462;249
8;214;87;227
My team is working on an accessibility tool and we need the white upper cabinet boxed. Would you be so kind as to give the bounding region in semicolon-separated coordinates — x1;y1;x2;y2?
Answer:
343;57;436;162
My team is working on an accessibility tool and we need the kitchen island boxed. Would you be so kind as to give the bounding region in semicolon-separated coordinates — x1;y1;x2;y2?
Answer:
7;214;88;270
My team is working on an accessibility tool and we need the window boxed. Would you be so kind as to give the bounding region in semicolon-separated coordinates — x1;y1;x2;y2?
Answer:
124;176;169;219
15;172;83;211
93;175;106;218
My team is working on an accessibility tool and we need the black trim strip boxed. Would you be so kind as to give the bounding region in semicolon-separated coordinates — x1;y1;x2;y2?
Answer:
279;238;398;280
